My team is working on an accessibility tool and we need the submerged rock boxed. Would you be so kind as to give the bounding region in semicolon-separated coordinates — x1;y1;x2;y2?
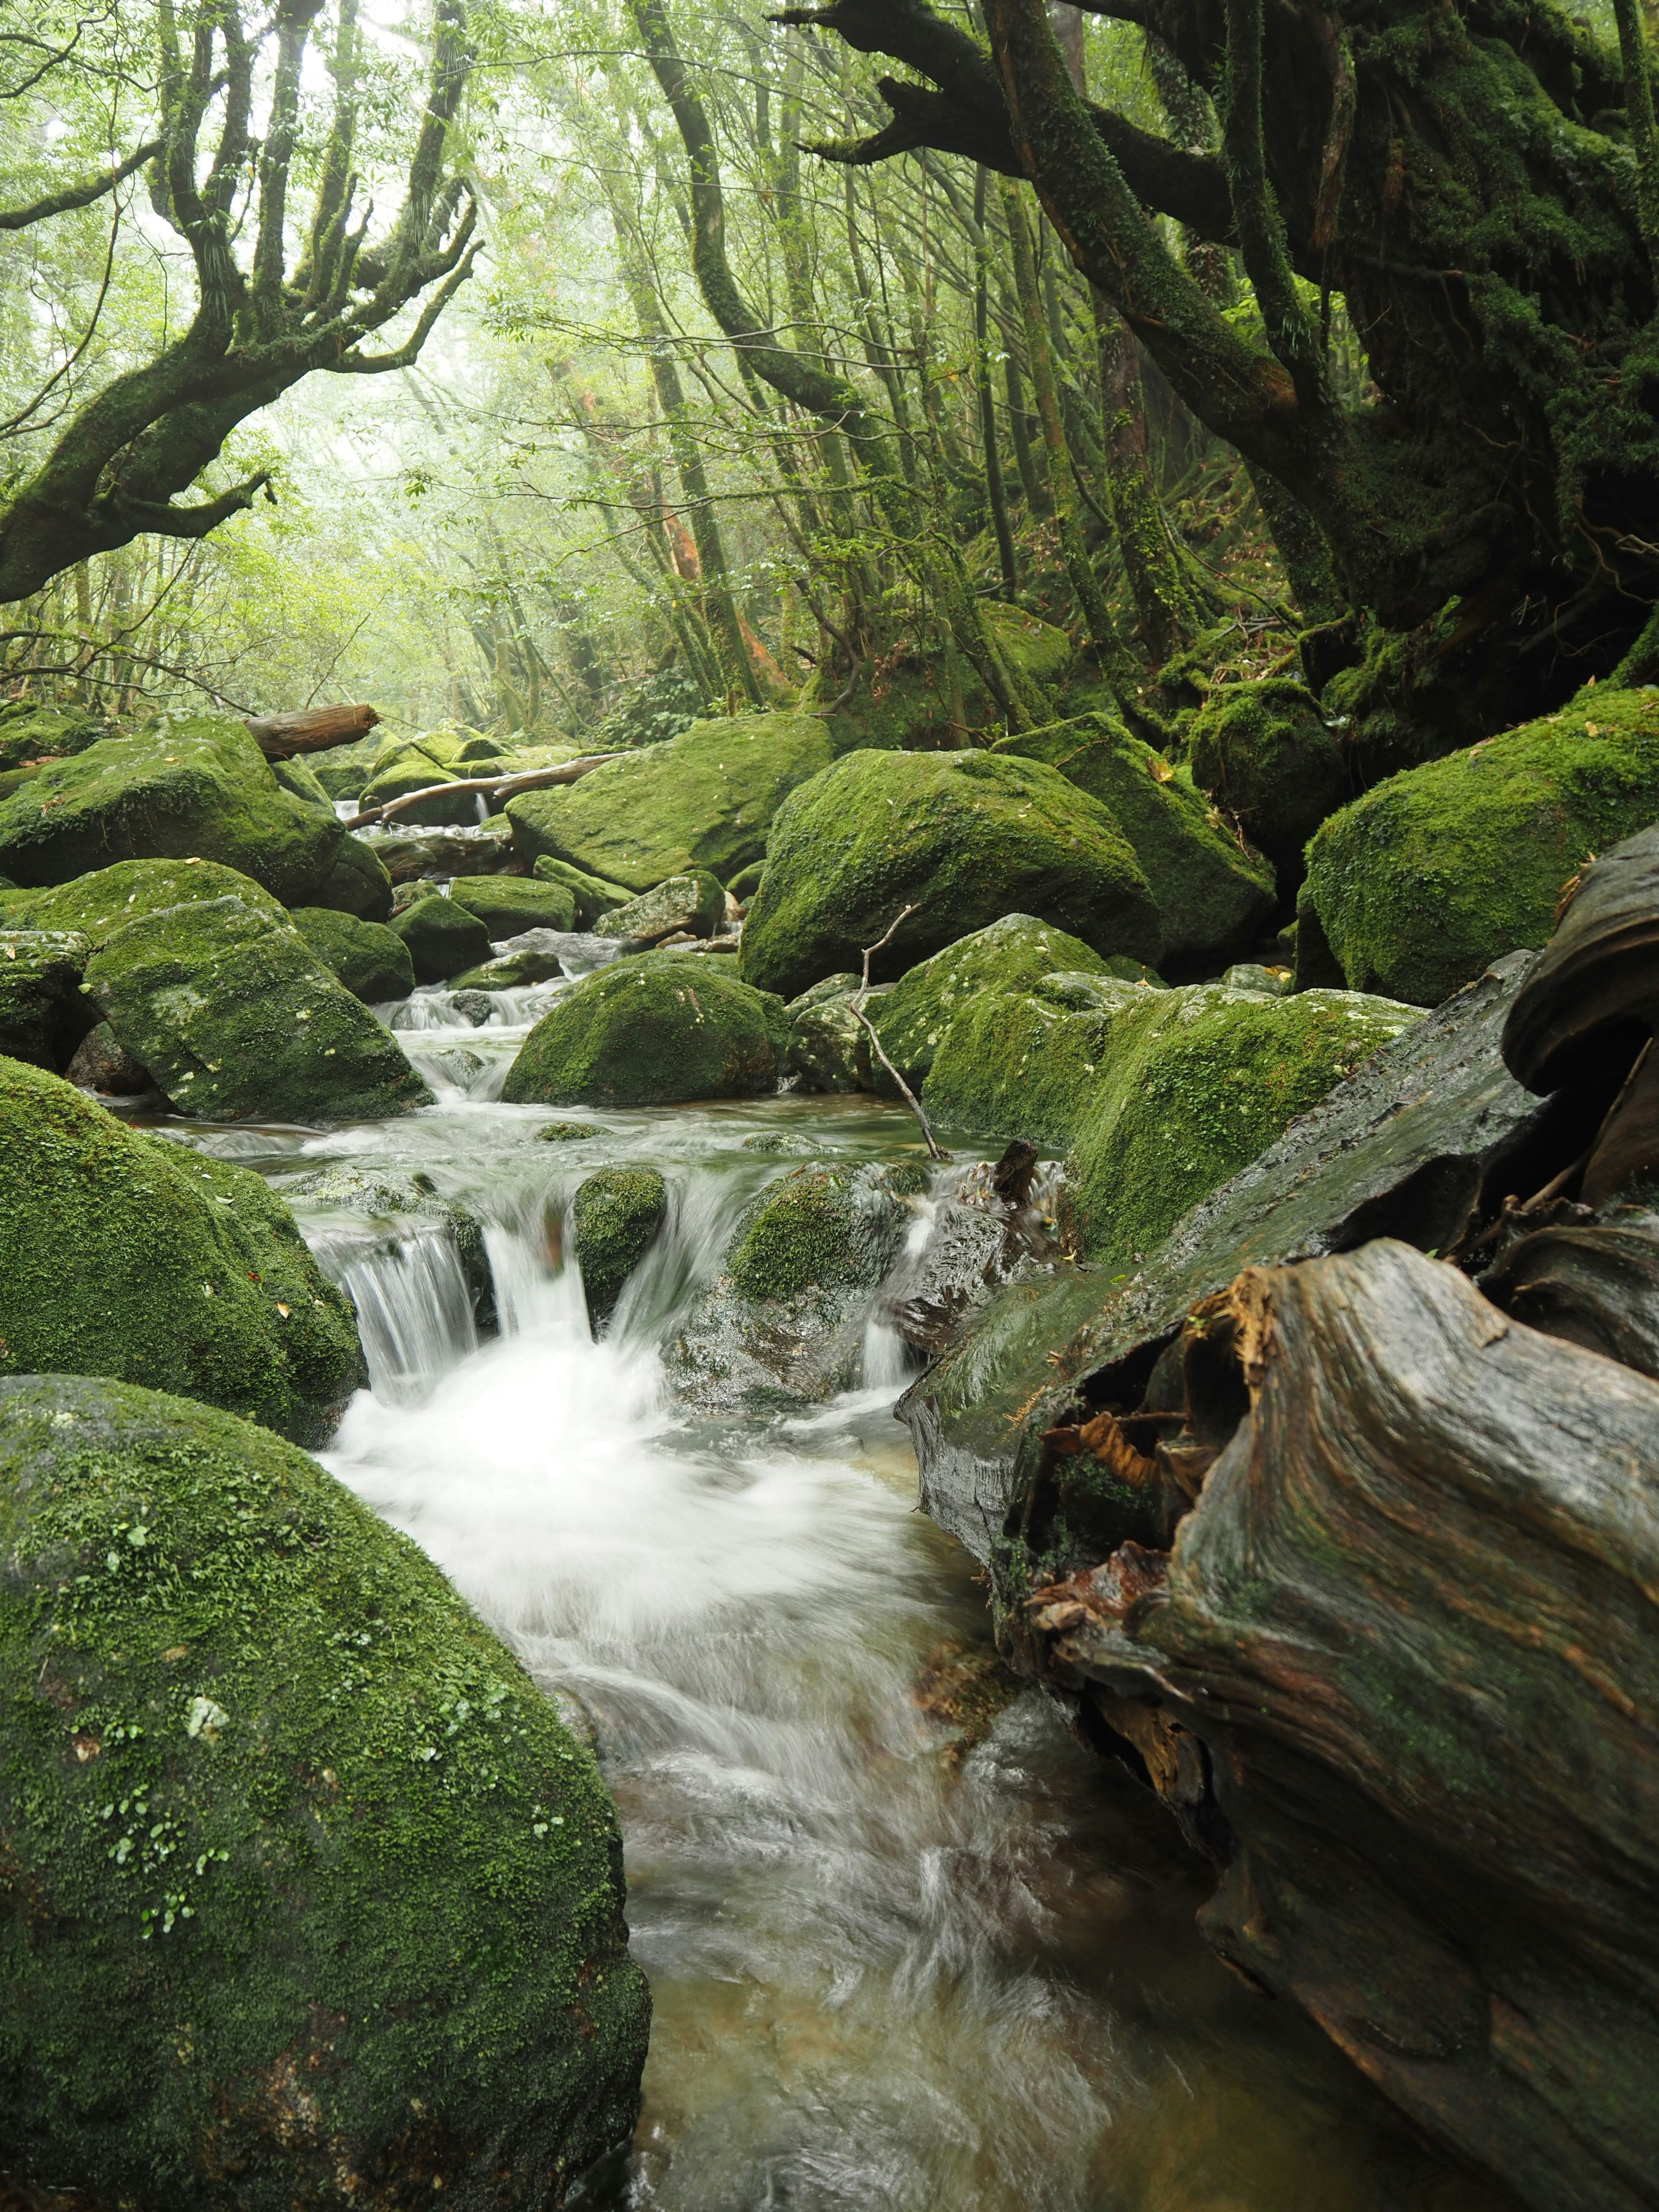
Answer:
289;906;415;1004
0;1372;650;2211
0;1061;361;1444
1303;686;1659;1004
740;750;1163;1002
390;893;495;985
280;1163;496;1335
502;955;784;1109
572;1167;668;1329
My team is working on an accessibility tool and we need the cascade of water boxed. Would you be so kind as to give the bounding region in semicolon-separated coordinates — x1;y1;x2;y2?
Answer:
310;1222;478;1404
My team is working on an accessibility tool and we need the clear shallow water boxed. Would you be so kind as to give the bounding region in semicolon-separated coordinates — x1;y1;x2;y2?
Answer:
145;988;1514;2212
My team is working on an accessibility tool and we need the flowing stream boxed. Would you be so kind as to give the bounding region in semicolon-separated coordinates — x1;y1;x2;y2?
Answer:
157;982;1513;2212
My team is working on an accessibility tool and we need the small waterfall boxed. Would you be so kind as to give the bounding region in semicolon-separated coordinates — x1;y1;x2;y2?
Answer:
314;1224;479;1404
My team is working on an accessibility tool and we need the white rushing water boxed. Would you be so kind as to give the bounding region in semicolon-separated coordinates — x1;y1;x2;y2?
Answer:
162;1035;1508;2212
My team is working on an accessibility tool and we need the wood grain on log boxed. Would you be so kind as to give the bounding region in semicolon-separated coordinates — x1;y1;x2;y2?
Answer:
346;754;620;830
242;703;380;759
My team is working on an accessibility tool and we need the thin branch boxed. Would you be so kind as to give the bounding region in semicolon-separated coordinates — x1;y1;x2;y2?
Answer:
849;903;947;1157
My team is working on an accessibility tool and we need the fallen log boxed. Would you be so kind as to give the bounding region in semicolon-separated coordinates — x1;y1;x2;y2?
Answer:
242;702;380;759
346;753;621;831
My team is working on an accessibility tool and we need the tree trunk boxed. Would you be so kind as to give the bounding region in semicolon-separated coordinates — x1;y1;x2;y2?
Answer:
243;703;381;760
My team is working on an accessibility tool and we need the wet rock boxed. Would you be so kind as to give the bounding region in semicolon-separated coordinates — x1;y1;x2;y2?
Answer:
390;894;495;984
281;1163;495;1333
740;749;1162;1002
0;1372;650;2211
740;1129;818;1154
1303;687;1659;1004
508;710;836;893
448;989;498;1025
782;975;871;1094
995;715;1277;967
1185;677;1349;881
909;1638;1024;1762
0;929;92;1070
426;1044;487;1088
448;934;569;990
450;874;578;937
537;1121;600;1142
592;871;726;944
0;1062;361;1444
572;1166;668;1329
0;713;393;918
866;915;1112;1096
62;1020;150;1095
289;906;416;1004
531;853;631;926
1220;962;1290;995
502;954;784;1109
364;820;517;882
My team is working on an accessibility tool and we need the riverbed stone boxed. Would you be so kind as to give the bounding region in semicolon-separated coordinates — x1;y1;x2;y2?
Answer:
0;928;92;1069
783;973;870;1093
741;750;1163;1002
0;1060;361;1443
572;1167;668;1328
63;1019;151;1094
592;871;726;944
0;1370;650;2211
506;711;836;893
391;893;495;984
290;906;416;1004
450;874;578;937
502;954;784;1108
1302;687;1659;1004
865;915;1111;1096
531;853;631;925
0;713;393;918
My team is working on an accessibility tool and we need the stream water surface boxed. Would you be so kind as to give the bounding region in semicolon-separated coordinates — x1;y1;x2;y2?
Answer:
150;980;1513;2212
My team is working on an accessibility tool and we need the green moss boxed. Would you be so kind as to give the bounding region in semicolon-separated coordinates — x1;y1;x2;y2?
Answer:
994;714;1276;963
1186;678;1349;872
591;872;726;943
85;894;432;1123
536;1121;599;1142
531;855;631;926
289;907;415;1004
0;1060;361;1443
1304;689;1659;1004
0;703;118;771
450;875;578;936
740;749;1161;1002
391;895;495;984
0;929;91;1068
506;712;837;893
2;855;288;939
0;1372;649;2209
502;956;782;1108
726;1165;868;1303
0;715;391;918
572;1167;667;1326
868;913;1110;1093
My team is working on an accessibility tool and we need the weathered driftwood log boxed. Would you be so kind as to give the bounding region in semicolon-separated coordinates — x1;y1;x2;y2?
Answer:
242;702;380;759
1028;1241;1659;2212
347;754;620;831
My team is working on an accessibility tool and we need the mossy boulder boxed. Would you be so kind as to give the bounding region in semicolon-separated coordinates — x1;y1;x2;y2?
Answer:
84;893;431;1123
867;915;1111;1095
390;895;495;985
531;854;630;926
369;820;516;885
783;973;871;1093
506;712;837;893
0;702;118;770
924;980;1419;1260
448;938;569;992
450;875;578;937
0;714;393;918
572;1167;668;1329
0;1061;361;1443
994;715;1276;965
740;749;1162;1002
591;872;726;944
503;955;783;1108
1302;690;1659;1005
356;736;479;827
0;1371;649;2211
290;907;416;1004
0;929;92;1069
1186;678;1349;875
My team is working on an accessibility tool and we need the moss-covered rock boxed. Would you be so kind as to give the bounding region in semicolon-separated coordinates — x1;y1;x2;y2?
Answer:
0;1061;361;1442
591;872;726;944
450;874;578;937
1302;690;1659;1005
502;956;783;1108
0;1371;649;2210
1186;678;1349;876
390;895;495;985
537;1120;600;1142
290;907;416;1004
84;894;431;1123
866;914;1110;1095
280;1163;495;1334
783;973;871;1093
448;939;569;992
740;749;1161;1002
1;854;289;938
0;929;92;1069
356;738;477;827
0;702;119;771
308;730;388;802
64;1020;151;1095
993;715;1276;965
572;1167;667;1329
507;712;837;893
924;980;1419;1260
531;854;631;926
0;714;393;918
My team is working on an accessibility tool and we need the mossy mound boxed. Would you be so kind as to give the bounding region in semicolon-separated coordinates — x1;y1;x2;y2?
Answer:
502;956;783;1108
1186;678;1349;875
355;728;570;829
0;714;393;918
391;895;495;985
450;875;578;937
0;702;119;771
740;749;1161;1003
824;607;1073;753
0;1372;649;2211
1;855;289;940
0;1061;360;1443
1302;690;1659;1004
867;915;1109;1095
783;973;872;1093
531;855;630;926
506;712;836;893
592;872;726;944
572;1167;668;1328
290;907;416;1004
85;893;431;1123
0;929;92;1070
994;715;1276;965
925;981;1419;1261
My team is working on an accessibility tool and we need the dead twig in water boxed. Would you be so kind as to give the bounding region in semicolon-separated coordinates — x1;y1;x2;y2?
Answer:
849;904;947;1161
349;753;620;830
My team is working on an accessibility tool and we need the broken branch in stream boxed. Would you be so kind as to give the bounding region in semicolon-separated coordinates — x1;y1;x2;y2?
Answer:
849;905;947;1160
347;753;622;830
